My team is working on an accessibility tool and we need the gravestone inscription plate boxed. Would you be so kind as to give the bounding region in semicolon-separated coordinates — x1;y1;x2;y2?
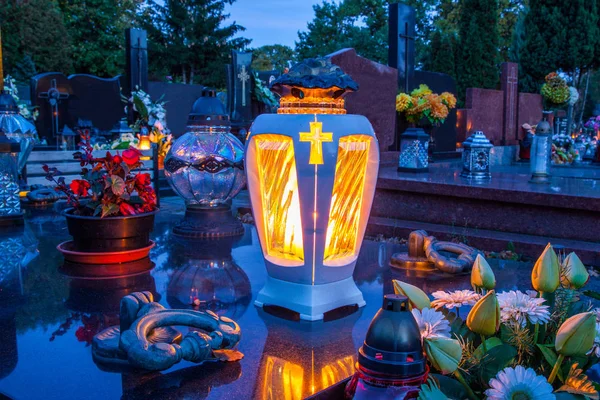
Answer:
554;117;568;136
67;74;124;132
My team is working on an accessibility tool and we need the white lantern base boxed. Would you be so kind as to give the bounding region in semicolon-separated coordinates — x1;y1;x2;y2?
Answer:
254;276;366;321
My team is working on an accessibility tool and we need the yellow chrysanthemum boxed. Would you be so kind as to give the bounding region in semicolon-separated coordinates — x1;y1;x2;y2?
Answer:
440;92;457;109
411;84;432;98
396;93;411;112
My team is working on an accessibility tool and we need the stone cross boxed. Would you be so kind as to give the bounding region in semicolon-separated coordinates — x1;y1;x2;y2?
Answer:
38;79;69;138
300;121;333;165
388;3;416;93
501;62;519;145
237;65;250;107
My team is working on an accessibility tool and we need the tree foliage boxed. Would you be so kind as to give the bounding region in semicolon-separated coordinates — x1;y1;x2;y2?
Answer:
140;0;250;87
456;0;500;100
295;0;389;63
0;0;73;78
57;0;141;77
251;45;293;72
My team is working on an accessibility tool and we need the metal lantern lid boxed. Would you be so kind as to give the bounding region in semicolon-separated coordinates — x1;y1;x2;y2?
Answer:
0;129;20;153
358;294;426;376
0;92;19;114
187;89;230;127
537;111;553;136
463;130;493;150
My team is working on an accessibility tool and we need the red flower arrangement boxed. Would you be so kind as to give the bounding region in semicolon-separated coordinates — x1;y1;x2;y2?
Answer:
44;130;157;217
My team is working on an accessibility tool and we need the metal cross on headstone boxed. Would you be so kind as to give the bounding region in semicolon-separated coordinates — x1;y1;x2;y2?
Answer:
237;65;250;107
38;79;69;138
398;21;415;93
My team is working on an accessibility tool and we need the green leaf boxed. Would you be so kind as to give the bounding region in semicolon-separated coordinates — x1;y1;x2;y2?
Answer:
93;205;102;216
474;337;503;359
555;393;587;400
583;290;600;301
101;203;119;218
537;343;564;382
430;374;466;400
478;344;517;385
110;175;125;196
133;95;148;120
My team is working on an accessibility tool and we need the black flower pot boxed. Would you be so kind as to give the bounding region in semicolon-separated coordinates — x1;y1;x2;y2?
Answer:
63;208;158;252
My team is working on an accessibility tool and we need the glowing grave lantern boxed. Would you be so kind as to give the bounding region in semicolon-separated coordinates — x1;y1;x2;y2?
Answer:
246;58;379;320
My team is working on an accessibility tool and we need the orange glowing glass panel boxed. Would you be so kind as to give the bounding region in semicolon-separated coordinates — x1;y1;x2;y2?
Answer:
254;135;304;262
321;355;356;389
261;356;304;400
324;135;371;262
278;88;346;115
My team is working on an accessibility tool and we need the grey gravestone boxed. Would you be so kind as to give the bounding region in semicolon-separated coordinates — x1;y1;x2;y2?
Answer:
67;74;124;133
226;51;253;128
387;3;457;155
31;72;72;143
148;81;205;138
125;28;148;94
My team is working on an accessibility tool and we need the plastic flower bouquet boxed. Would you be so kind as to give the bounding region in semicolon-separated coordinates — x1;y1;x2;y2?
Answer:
126;89;173;157
541;72;570;109
395;245;599;400
396;84;456;126
44;130;157;217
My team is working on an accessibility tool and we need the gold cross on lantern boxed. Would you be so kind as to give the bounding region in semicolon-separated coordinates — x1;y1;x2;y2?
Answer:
300;121;333;165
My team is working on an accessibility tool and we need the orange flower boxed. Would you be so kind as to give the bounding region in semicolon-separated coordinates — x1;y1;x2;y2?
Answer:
440;92;457;109
427;94;449;120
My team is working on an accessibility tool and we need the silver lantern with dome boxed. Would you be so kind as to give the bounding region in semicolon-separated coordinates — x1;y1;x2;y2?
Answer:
164;89;246;237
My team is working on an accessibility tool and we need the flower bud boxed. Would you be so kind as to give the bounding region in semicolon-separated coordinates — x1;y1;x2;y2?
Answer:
561;252;589;290
393;280;431;311
555;312;596;356
471;254;495;291
531;243;560;293
423;337;462;375
466;291;500;336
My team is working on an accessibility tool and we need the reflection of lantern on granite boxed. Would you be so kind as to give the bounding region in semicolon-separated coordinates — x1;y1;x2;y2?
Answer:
461;130;493;180
254;307;361;399
0;129;24;226
530;111;553;184
246;58;379;321
165;89;246;237
345;294;428;399
167;237;251;320
398;128;429;172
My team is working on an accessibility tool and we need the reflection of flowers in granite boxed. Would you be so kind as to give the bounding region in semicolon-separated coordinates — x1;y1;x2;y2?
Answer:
50;313;118;346
431;290;481;310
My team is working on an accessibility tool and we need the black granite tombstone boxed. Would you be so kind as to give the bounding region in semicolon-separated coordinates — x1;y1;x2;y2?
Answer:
31;73;125;144
125;28;148;94
67;74;123;133
226;51;253;134
555;116;568;136
30;72;72;144
388;3;458;156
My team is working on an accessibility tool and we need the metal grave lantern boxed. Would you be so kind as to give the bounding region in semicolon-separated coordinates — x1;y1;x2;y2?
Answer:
530;111;553;184
461;130;493;180
398;127;430;172
0;90;36;177
165;89;246;237
245;58;380;321
0;129;23;226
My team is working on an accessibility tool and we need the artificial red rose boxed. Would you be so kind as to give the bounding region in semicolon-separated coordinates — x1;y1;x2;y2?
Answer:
113;155;123;164
119;202;137;216
70;179;90;197
122;147;142;166
135;173;151;187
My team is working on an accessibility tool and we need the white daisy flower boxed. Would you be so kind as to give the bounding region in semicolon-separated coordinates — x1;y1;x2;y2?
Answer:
411;307;451;340
497;290;551;327
430;290;480;310
485;365;555;400
587;321;600;358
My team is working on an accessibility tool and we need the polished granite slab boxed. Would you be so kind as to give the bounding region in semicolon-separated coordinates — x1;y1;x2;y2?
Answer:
0;197;598;400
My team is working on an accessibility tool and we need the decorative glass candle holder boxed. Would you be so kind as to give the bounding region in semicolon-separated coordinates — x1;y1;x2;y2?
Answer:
0;129;23;226
0;92;36;175
246;58;379;320
398;127;429;172
461;130;493;180
530;111;553;184
165;89;246;237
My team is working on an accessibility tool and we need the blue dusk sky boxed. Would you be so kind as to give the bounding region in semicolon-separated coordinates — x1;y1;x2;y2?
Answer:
224;0;326;49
